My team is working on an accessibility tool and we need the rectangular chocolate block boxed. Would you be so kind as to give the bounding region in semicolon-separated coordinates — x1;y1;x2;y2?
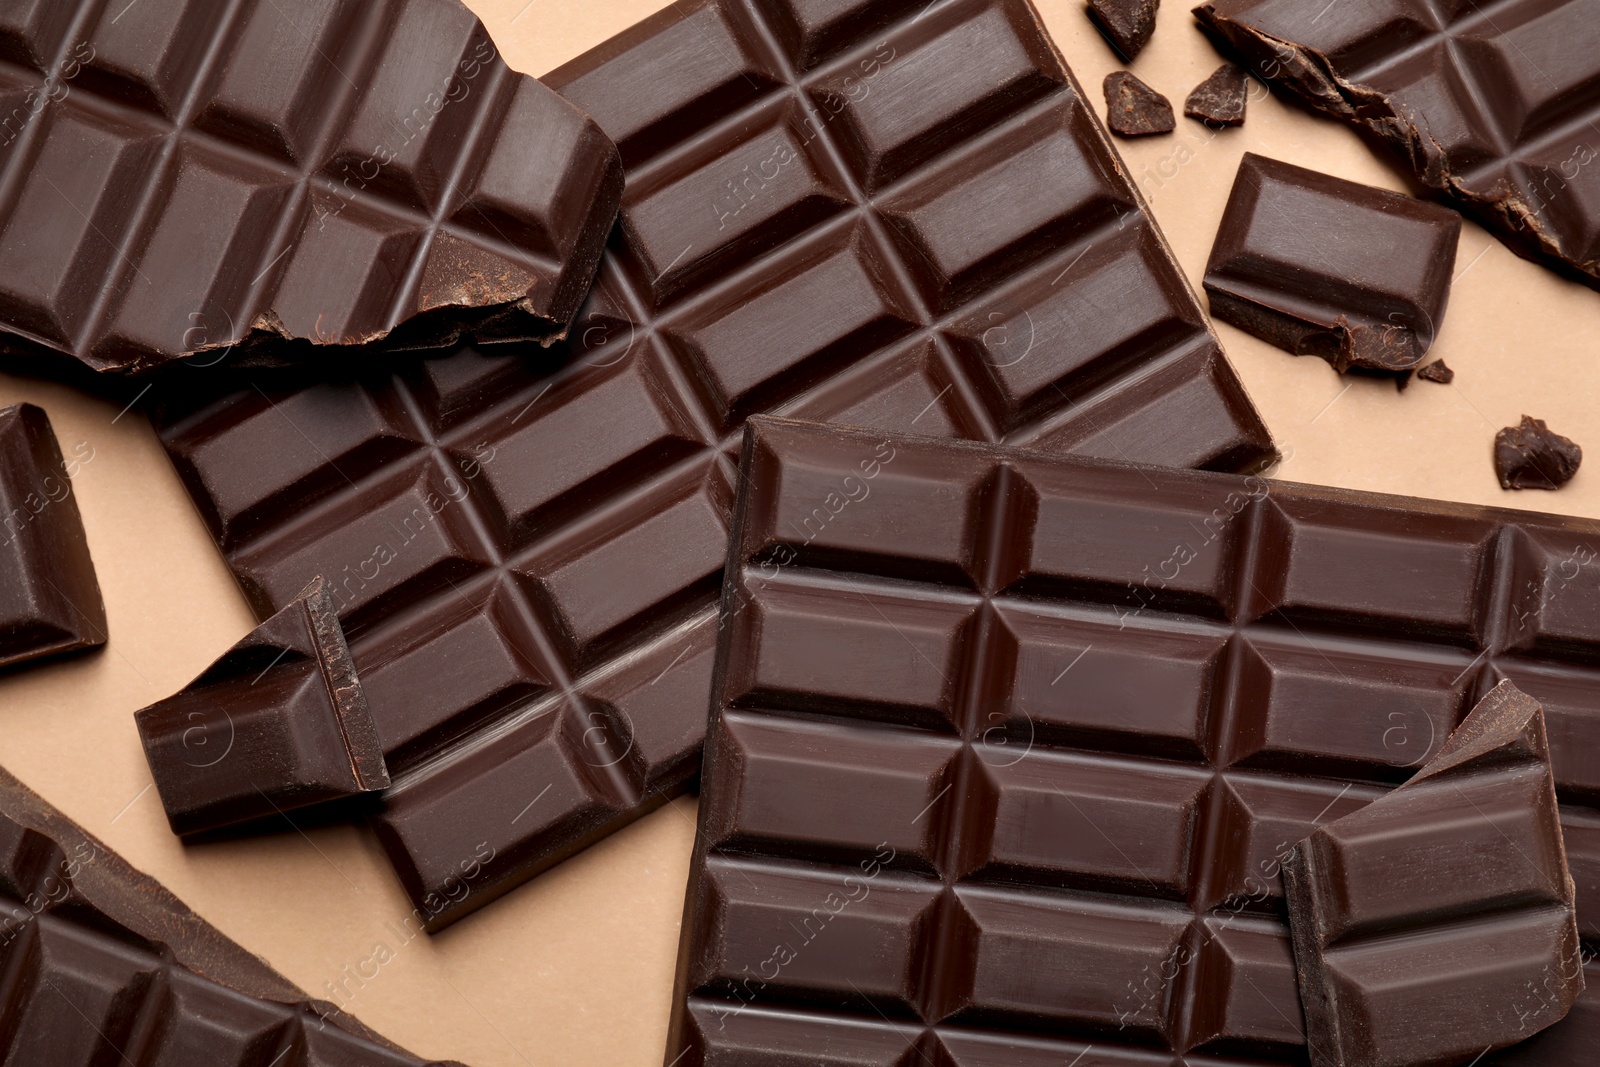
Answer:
665;415;1600;1065
0;763;464;1065
153;0;1273;931
0;0;622;374
0;403;104;670
135;576;389;837
1195;0;1600;292
1285;681;1582;1066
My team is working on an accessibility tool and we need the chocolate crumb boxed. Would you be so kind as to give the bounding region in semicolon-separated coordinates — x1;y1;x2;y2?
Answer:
1087;0;1159;61
1417;360;1454;384
1185;63;1248;126
1105;72;1175;137
1495;416;1582;490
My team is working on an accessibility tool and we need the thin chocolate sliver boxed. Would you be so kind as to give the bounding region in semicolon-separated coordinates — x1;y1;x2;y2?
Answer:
1206;154;1461;373
1087;0;1160;60
153;0;1273;932
1496;416;1583;491
1284;681;1583;1067
135;576;389;838
1185;62;1247;126
0;403;105;670
1105;70;1176;136
665;415;1600;1064
0;0;622;375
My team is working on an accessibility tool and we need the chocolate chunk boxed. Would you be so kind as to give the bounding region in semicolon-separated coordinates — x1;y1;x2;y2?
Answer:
1417;360;1454;385
0;764;463;1065
1195;0;1600;292
664;414;1600;1065
1206;154;1462;373
1496;416;1583;491
152;0;1274;932
1088;0;1160;60
1284;681;1584;1067
0;0;623;375
1185;62;1248;126
135;576;388;838
1105;70;1176;136
0;404;105;671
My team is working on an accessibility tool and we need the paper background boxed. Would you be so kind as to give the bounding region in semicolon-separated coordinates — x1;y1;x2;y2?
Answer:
1;1;1597;1064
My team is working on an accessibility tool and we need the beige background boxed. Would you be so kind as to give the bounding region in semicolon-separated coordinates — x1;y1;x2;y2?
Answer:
2;2;1597;1064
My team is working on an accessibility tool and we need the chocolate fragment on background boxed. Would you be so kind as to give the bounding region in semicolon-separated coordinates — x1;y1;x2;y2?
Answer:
1185;62;1248;126
1206;154;1461;373
1417;360;1454;384
1194;0;1600;292
0;765;465;1066
0;0;623;376
0;403;105;671
1496;416;1583;491
1283;681;1583;1067
1105;70;1176;136
664;415;1600;1065
1087;0;1160;60
135;576;388;838
153;0;1275;932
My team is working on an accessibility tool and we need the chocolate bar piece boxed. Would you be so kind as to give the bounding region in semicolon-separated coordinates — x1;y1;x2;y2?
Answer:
1185;62;1247;126
1105;70;1176;136
0;403;104;670
1491;959;1600;1065
1206;154;1461;373
1497;416;1582;491
666;415;1600;1065
0;763;464;1065
0;0;622;375
135;576;388;838
1194;0;1600;292
154;0;1273;931
1088;0;1160;60
1284;681;1583;1066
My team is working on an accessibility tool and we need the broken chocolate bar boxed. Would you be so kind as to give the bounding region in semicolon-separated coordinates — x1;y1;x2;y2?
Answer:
1497;416;1583;491
135;576;388;838
154;0;1274;931
1105;69;1175;136
1206;154;1461;373
665;415;1600;1065
1185;62;1247;126
0;0;622;375
1284;681;1583;1067
1195;0;1600;292
1088;0;1160;60
0;403;104;671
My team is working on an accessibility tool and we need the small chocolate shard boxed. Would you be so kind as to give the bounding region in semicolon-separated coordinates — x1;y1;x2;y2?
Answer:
1417;359;1454;384
135;576;389;837
1185;63;1248;126
1087;0;1160;60
1283;681;1584;1067
1104;71;1175;137
1496;416;1583;491
1336;319;1421;374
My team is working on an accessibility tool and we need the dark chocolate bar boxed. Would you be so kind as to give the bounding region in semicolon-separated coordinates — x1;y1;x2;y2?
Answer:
135;576;388;838
0;763;464;1065
0;0;622;375
1206;154;1461;373
153;0;1274;931
1284;681;1582;1066
1194;0;1600;292
665;415;1600;1065
0;403;104;670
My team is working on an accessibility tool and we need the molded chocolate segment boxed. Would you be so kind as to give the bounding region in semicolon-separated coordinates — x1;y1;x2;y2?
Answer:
135;576;388;837
1206;154;1461;373
0;403;105;670
0;0;622;375
1195;0;1600;292
155;0;1274;933
1284;682;1583;1067
665;416;1600;1065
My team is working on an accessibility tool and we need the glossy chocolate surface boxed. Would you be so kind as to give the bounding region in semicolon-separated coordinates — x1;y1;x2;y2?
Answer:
1285;681;1583;1066
0;0;622;375
136;576;389;838
1205;154;1461;373
0;403;104;670
154;0;1273;931
1195;0;1600;292
666;415;1600;1065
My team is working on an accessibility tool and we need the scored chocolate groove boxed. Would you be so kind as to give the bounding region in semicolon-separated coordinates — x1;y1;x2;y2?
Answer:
155;0;1273;930
666;416;1600;1064
0;0;621;375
